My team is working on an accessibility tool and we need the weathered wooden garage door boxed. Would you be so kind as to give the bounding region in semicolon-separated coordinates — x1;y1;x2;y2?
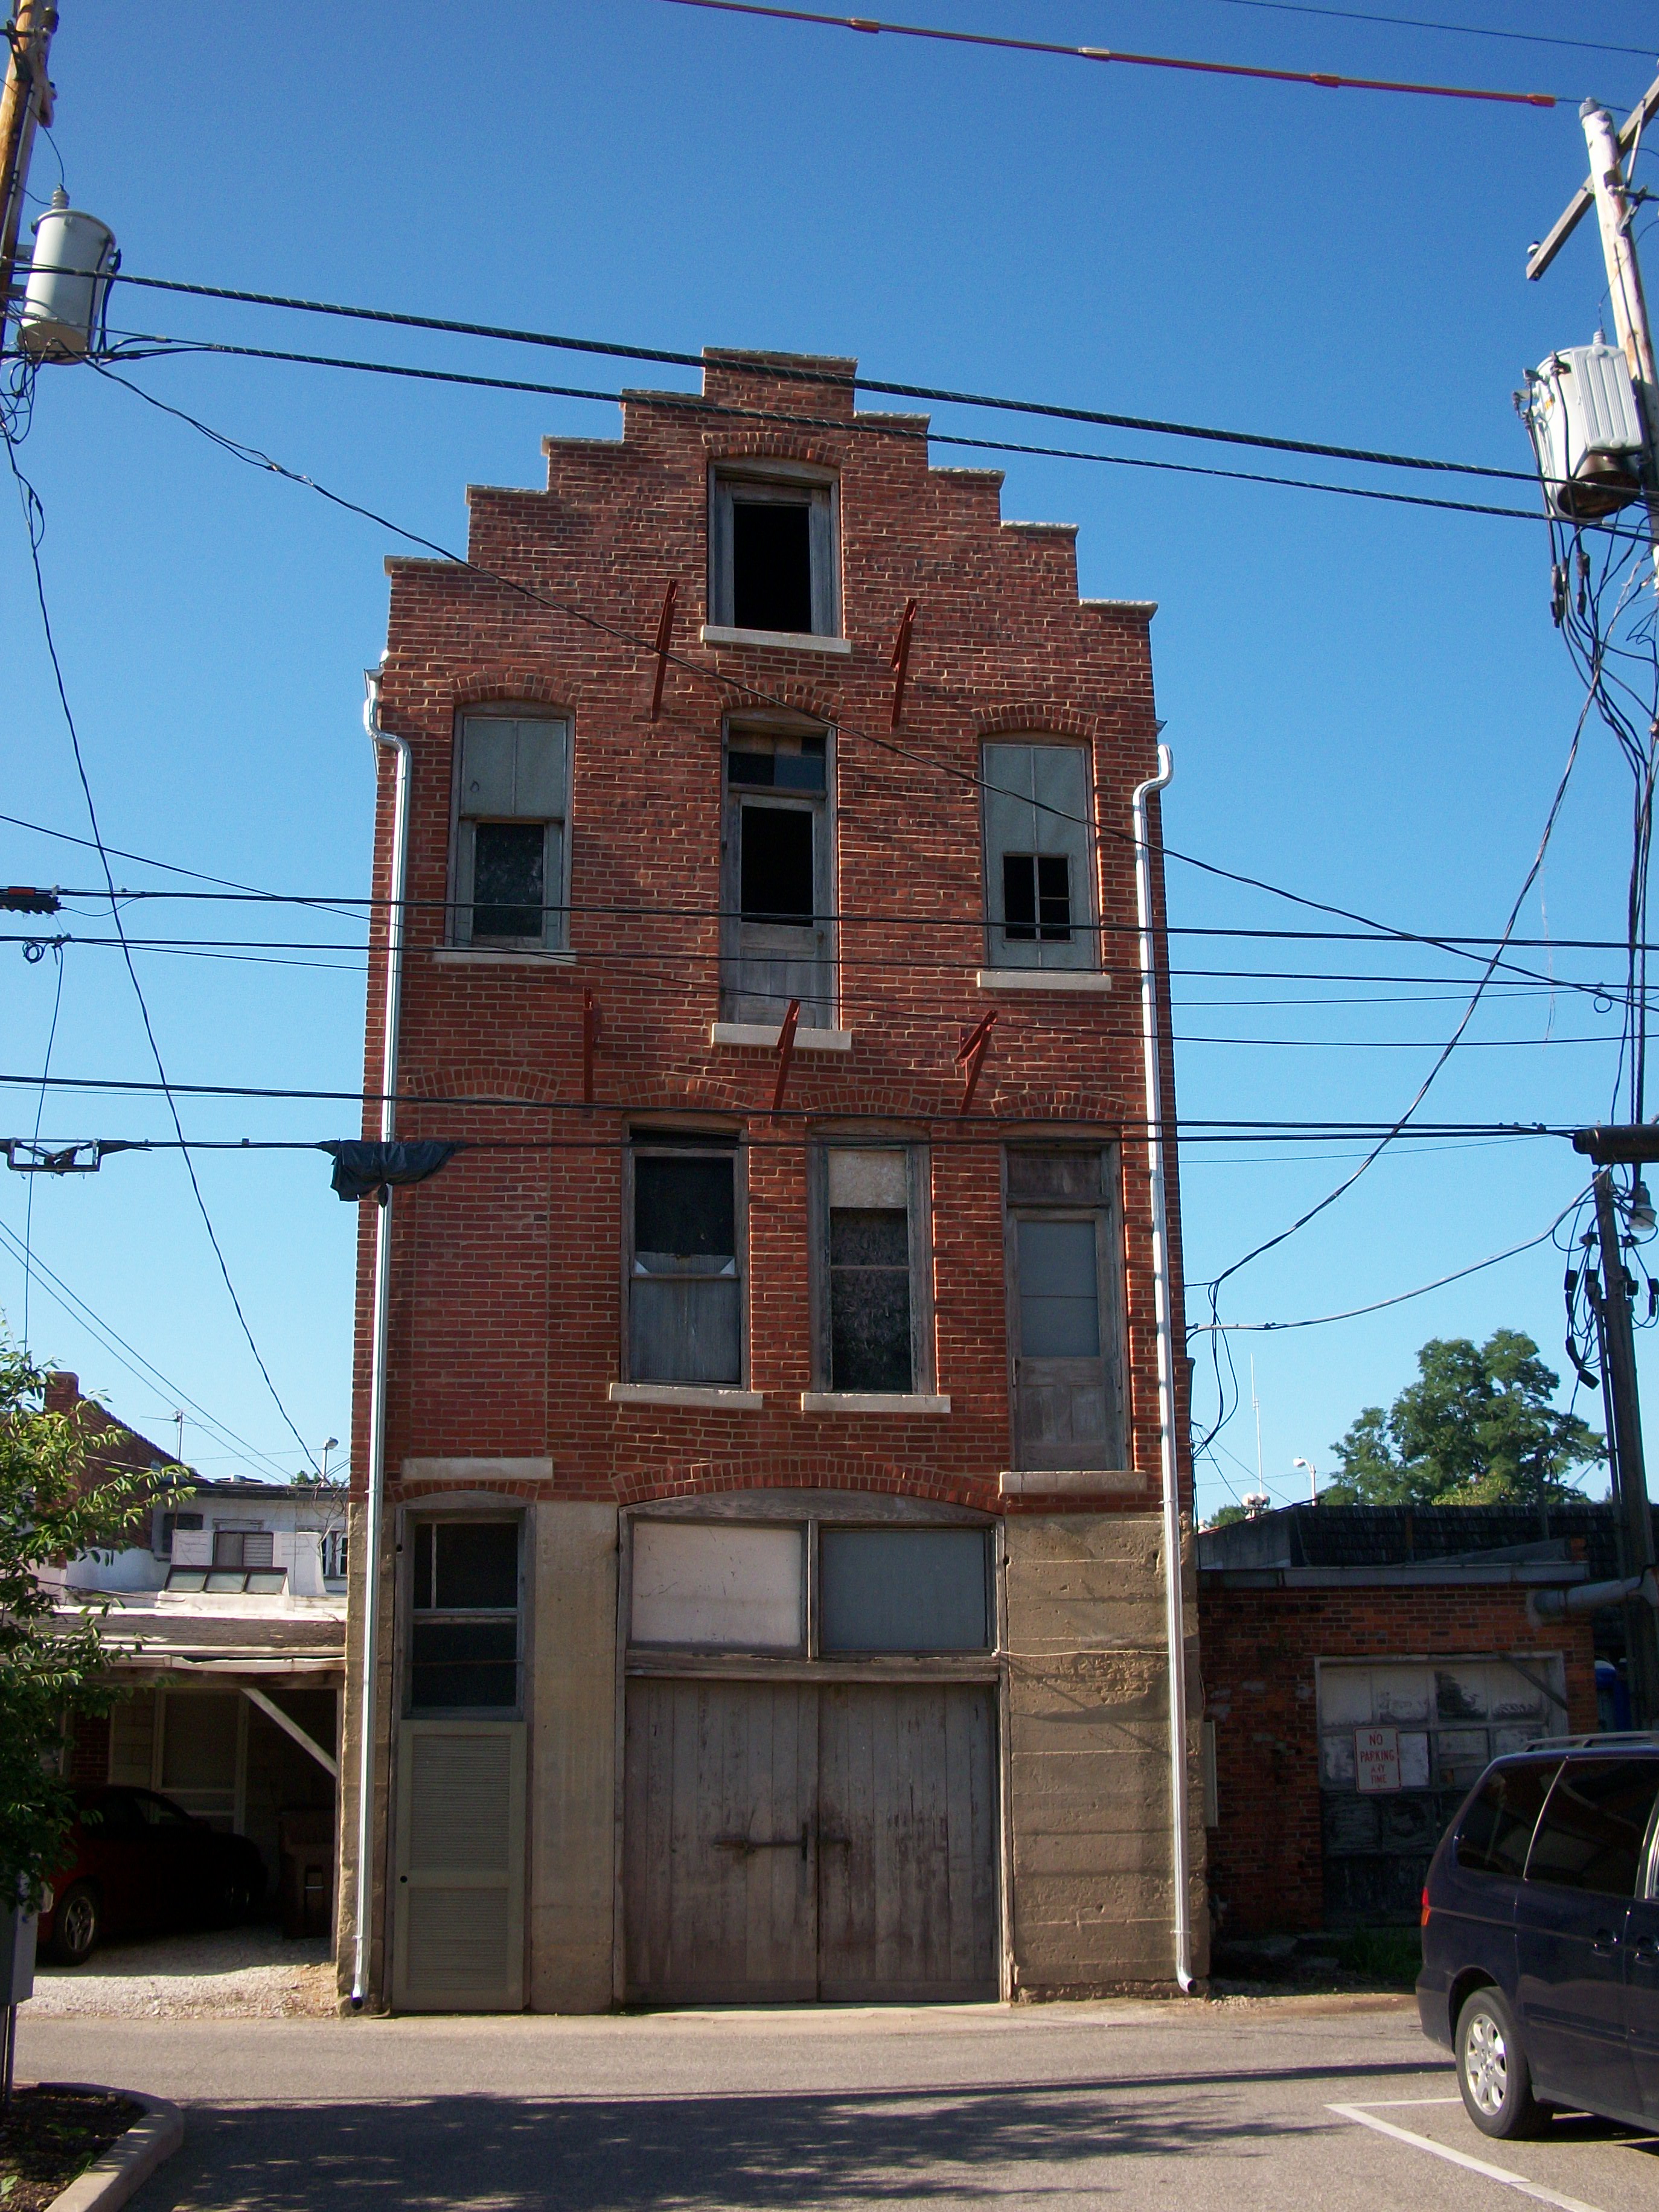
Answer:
624;1679;997;2004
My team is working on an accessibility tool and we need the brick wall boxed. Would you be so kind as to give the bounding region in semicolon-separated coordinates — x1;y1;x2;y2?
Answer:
1198;1577;1599;1938
355;348;1189;1520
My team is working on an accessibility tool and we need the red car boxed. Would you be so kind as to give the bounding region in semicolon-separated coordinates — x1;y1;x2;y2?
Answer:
40;1785;265;1964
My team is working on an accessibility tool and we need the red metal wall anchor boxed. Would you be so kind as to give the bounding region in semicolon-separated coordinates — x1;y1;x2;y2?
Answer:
649;580;679;720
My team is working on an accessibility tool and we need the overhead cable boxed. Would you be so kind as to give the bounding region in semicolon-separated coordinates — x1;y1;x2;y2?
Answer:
1189;1192;1589;1333
1;427;321;1474
652;0;1560;103
1195;0;1655;59
80;333;1546;523
82;275;1535;482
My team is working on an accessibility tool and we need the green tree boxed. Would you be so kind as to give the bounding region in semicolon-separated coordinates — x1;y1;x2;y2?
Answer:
1;1341;181;1911
1203;1504;1251;1530
1325;1329;1604;1510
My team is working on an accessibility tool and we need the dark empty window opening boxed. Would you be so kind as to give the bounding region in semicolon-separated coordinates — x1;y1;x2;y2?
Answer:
732;500;813;635
471;821;545;939
830;1208;913;1392
629;1143;743;1386
1003;853;1072;941
410;1520;520;1712
740;807;814;924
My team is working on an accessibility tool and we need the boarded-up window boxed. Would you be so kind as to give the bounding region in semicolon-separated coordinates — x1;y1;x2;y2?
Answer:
452;713;570;949
409;1520;521;1713
628;1139;743;1384
820;1528;989;1652
818;1147;924;1393
710;472;839;638
982;742;1097;971
631;1522;804;1649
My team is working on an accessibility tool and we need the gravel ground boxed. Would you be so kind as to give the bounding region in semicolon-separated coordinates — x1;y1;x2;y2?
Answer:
28;1926;336;2019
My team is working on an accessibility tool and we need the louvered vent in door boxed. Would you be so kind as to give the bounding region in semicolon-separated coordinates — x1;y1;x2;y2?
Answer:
392;1722;526;2012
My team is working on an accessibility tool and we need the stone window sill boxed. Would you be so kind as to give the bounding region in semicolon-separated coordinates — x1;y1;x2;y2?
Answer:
974;970;1111;993
701;624;852;657
800;1392;951;1416
999;1468;1141;1496
608;1383;764;1411
710;1021;852;1052
432;949;577;970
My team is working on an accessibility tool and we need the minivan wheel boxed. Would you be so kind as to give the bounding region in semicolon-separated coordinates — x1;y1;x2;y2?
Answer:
1456;1986;1546;2140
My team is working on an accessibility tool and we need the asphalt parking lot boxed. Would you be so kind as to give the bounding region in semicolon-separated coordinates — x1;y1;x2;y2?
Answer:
19;1992;1659;2211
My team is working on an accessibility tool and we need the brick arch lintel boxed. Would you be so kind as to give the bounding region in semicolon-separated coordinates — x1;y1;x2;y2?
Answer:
972;703;1108;746
611;1464;997;1512
702;430;845;471
446;671;575;712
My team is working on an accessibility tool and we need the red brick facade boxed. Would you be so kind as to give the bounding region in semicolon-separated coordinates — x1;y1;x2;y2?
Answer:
1199;1579;1598;1939
353;351;1189;1515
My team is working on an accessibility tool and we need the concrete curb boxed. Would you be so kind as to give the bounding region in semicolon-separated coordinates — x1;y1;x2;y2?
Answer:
36;2084;184;2212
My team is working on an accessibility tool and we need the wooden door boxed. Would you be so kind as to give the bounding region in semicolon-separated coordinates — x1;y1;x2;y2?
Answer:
624;1679;819;2003
818;1684;999;2002
392;1721;526;2012
1009;1211;1118;1469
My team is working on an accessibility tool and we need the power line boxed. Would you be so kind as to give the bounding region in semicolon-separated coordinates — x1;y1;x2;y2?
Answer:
63;352;1633;1029
85;275;1535;483
1189;1192;1589;1333
652;0;1561;103
1;428;321;1474
19;941;64;1356
0;1212;306;1483
0;1071;1563;1135
80;332;1549;524
1191;0;1657;62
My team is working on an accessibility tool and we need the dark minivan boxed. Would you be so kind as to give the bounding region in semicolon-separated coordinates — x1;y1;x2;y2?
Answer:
1418;1738;1659;2138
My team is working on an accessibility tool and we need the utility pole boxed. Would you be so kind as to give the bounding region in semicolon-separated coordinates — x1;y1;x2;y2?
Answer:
1529;78;1659;577
1572;1133;1659;1724
0;1;57;337
1592;1171;1659;1724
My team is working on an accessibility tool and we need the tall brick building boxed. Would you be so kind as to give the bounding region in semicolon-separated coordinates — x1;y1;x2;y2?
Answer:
337;348;1206;2012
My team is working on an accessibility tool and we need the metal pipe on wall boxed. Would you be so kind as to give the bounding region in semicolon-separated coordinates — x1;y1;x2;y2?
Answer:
1132;743;1195;1995
351;662;409;2010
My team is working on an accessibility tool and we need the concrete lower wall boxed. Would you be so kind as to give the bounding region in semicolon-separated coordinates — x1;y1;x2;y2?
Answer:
1005;1512;1207;1995
527;1501;619;2012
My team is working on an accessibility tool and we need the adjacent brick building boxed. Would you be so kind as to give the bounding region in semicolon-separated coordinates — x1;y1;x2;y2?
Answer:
1200;1506;1604;1943
339;348;1205;2012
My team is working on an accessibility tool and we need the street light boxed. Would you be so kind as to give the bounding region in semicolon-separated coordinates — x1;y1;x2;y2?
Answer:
321;1437;339;1483
1294;1457;1318;1503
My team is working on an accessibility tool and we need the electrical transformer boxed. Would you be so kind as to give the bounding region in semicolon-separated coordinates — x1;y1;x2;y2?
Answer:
19;190;118;361
1522;343;1648;522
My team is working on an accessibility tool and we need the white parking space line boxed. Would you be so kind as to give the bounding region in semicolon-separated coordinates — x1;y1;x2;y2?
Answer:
1326;2103;1613;2212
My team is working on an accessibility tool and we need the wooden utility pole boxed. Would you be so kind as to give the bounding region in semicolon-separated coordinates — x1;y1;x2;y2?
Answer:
1530;81;1659;580
1591;1171;1659;1725
0;1;57;339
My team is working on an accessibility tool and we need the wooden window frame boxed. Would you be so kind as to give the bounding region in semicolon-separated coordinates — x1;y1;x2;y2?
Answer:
447;706;575;953
398;1507;528;1723
720;715;839;1031
620;1130;750;1388
807;1139;935;1396
979;737;1101;974
708;461;842;639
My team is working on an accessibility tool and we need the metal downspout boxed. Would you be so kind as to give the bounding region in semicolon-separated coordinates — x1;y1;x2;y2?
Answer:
351;662;408;2010
1132;744;1194;1995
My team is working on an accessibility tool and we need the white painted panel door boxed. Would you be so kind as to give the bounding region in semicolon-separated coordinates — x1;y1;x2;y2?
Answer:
392;1721;526;2012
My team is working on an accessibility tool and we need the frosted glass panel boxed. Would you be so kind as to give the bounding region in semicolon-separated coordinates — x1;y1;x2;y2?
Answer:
631;1523;803;1649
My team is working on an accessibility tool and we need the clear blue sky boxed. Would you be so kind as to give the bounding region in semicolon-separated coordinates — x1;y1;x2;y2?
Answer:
2;1;1655;1512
